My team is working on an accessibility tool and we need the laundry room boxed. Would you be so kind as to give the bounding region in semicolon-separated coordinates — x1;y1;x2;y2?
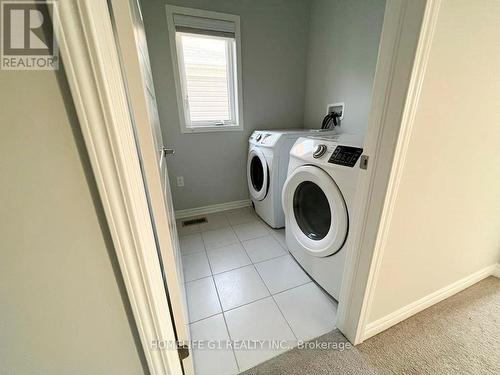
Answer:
138;0;385;373
6;0;500;374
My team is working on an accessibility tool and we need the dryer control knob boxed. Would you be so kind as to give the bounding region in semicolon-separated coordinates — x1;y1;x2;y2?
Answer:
256;134;263;142
313;144;328;159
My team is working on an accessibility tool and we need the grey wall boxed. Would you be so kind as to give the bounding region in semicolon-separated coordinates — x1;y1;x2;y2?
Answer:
142;0;385;210
0;68;148;375
303;0;385;134
142;0;311;210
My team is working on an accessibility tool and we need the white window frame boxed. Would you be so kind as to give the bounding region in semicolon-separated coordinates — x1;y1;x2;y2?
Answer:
166;5;244;133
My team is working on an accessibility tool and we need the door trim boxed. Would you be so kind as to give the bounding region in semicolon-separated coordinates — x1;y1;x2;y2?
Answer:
357;0;442;342
335;0;441;344
57;1;182;374
109;0;194;373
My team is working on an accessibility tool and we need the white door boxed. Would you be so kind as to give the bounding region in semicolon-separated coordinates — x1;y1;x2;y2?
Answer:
109;0;193;373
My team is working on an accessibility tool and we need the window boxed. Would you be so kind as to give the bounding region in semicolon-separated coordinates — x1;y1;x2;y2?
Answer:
166;6;243;133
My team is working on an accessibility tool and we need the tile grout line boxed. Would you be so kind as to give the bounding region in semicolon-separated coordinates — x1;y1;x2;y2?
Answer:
182;208;303;372
190;279;314;325
251;260;299;342
234;213;303;342
188;311;223;325
188;279;334;341
221;209;267;373
182;212;305;283
181;215;287;281
191;278;346;355
187;234;214;322
181;230;286;255
181;209;260;372
229;214;300;341
199;217;241;373
224;209;284;371
223;210;256;372
184;252;293;284
185;209;309;305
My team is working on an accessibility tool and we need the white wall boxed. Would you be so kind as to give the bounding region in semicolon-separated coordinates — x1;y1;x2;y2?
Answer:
303;0;386;135
141;0;311;210
367;0;500;326
0;68;147;374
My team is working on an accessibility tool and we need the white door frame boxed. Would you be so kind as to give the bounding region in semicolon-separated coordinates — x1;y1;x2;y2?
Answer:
56;1;182;374
55;0;441;374
336;0;441;344
108;0;194;373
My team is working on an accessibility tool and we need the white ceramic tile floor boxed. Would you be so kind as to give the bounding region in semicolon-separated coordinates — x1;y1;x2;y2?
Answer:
274;282;338;341
207;243;252;275
255;254;311;294
214;265;269;310
225;207;259;226
224;297;296;372
232;221;270;242
177;207;338;373
177;219;201;236
185;276;222;323
202;227;239;250
182;251;211;282
269;227;287;247
180;233;205;255
200;212;231;232
242;235;287;263
190;314;239;375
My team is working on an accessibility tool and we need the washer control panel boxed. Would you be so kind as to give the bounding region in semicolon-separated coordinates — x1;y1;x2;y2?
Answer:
313;144;328;159
260;133;274;144
250;131;280;146
328;146;363;167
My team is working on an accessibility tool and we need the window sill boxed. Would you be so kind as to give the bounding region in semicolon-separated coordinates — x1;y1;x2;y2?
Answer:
180;124;243;134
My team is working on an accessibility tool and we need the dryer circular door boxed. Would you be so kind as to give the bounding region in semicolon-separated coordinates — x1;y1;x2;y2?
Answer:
247;148;268;201
282;165;348;257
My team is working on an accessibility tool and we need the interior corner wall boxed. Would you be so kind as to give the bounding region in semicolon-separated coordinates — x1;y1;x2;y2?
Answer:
0;68;148;375
141;0;311;211
367;0;500;326
303;0;386;135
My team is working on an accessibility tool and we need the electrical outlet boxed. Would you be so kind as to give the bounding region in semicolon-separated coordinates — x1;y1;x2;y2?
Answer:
176;176;184;187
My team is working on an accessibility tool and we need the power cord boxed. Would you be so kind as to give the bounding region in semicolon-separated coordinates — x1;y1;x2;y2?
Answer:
321;112;342;130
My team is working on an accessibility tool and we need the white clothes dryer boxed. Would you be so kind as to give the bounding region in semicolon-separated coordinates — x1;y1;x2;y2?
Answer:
281;134;364;299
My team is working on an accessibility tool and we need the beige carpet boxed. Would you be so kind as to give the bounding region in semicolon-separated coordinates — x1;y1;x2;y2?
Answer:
242;276;500;374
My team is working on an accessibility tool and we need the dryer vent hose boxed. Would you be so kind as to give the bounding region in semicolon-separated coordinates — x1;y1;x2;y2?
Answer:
321;112;341;130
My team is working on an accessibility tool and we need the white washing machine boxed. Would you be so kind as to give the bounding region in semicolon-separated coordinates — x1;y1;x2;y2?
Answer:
281;134;364;300
247;129;337;228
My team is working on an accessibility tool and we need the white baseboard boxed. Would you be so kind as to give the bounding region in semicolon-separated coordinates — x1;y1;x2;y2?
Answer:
493;263;500;278
364;263;498;341
175;199;252;219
